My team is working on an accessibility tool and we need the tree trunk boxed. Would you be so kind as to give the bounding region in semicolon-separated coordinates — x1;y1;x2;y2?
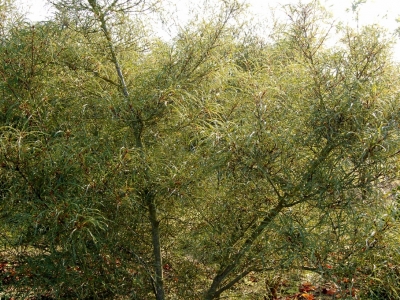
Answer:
146;191;165;300
87;4;165;298
204;202;284;299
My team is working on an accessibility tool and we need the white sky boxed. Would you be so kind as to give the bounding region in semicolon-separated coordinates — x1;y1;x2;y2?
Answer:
16;0;400;60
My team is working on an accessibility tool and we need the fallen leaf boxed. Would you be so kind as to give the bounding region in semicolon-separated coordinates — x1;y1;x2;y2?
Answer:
300;282;316;292
348;288;359;296
249;275;258;282
163;263;172;271
322;288;336;295
301;293;315;300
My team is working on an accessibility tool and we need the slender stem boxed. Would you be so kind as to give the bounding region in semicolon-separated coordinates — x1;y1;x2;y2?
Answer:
146;190;165;300
86;2;165;299
204;202;284;300
88;0;129;100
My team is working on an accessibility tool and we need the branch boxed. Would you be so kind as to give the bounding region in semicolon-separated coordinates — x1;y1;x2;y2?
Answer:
214;269;252;298
205;202;285;299
256;163;283;199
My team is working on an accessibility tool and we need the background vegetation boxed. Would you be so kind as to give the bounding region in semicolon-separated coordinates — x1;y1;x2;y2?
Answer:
1;0;399;299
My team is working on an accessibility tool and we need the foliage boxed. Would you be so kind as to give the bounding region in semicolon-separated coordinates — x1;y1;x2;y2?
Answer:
1;0;400;299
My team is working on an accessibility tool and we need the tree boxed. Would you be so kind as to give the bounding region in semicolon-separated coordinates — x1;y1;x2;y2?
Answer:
1;0;399;299
178;2;400;298
1;0;245;298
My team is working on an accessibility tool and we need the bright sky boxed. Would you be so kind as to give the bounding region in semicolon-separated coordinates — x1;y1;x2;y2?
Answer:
16;0;400;60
